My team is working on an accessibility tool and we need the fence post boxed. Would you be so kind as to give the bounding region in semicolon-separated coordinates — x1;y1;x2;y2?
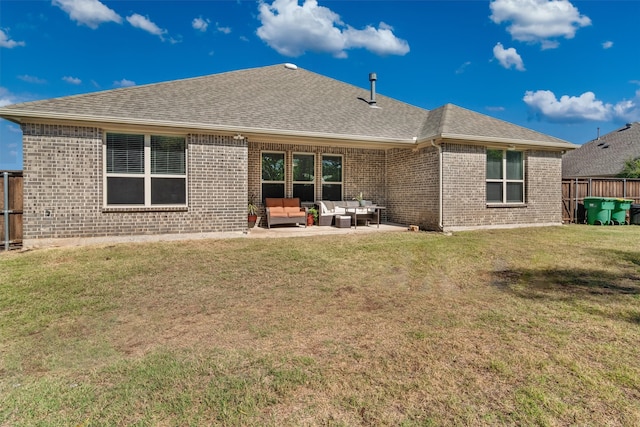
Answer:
3;171;9;251
573;178;578;224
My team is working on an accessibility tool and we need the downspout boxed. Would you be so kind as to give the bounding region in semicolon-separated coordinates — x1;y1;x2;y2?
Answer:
431;140;443;231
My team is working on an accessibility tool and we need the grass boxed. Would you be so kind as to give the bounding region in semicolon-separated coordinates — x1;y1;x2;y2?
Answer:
1;225;640;426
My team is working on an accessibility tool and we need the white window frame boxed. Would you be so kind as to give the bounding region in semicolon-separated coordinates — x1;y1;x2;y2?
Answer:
486;149;525;204
321;154;343;201
103;133;188;208
292;152;315;202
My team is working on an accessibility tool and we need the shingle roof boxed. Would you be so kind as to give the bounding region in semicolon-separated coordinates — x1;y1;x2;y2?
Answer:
0;63;575;149
562;122;640;177
420;103;571;146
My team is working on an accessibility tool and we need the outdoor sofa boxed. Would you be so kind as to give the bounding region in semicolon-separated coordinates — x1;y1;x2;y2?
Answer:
316;200;376;226
265;197;308;228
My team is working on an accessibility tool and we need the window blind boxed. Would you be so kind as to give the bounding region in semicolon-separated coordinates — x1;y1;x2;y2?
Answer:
106;133;144;174
151;135;186;175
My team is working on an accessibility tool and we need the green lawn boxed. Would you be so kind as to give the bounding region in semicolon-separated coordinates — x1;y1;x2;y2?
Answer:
1;225;639;426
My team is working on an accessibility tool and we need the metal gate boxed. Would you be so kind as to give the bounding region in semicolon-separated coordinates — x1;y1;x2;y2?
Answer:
1;171;23;250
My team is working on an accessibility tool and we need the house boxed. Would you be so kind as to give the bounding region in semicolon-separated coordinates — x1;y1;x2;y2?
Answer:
562;122;640;178
0;64;576;247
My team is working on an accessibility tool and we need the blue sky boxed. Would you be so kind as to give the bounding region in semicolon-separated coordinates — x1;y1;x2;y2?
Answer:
1;0;639;170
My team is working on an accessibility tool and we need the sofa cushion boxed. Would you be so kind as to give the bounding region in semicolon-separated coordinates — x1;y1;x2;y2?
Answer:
265;198;283;208
283;206;302;215
269;206;285;214
323;201;334;211
282;198;301;207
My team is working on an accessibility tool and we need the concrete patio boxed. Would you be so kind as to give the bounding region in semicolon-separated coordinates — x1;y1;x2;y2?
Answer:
247;222;409;239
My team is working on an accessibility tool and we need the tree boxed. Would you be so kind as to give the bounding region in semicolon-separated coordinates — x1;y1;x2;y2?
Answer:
618;157;640;178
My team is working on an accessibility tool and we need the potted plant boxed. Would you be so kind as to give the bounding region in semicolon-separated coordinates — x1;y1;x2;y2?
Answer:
248;195;258;228
354;192;365;207
307;207;318;226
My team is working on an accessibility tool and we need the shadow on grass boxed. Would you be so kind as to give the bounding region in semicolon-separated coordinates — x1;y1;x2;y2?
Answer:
491;249;640;324
492;268;640;296
611;248;640;267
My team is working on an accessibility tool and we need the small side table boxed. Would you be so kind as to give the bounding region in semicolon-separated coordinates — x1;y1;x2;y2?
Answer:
335;215;351;228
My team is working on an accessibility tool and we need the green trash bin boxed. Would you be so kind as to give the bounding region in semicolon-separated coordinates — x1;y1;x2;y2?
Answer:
584;197;615;225
611;198;633;225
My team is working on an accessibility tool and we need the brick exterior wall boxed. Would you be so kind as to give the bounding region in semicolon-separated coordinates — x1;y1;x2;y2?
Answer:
441;143;563;230
20;123;563;244
248;141;386;215
386;146;440;229
21;124;247;244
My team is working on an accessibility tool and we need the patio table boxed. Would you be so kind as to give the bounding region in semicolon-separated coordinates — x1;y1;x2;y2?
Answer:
338;205;386;229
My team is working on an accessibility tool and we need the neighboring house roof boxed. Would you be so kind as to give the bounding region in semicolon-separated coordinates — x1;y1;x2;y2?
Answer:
562;122;640;177
0;63;575;150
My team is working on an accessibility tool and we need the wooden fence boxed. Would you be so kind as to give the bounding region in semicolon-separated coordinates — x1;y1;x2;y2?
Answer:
562;178;640;223
1;171;23;250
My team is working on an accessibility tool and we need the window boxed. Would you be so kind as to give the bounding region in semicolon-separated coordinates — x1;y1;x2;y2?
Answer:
105;133;186;206
262;152;285;201
292;153;315;202
322;155;342;201
486;149;524;204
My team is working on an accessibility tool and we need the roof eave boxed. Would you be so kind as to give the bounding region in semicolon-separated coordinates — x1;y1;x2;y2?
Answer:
419;132;578;151
0;109;416;147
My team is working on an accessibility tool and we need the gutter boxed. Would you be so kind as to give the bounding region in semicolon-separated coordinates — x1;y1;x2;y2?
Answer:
415;133;577;151
0;109;416;147
437;133;578;150
431;140;443;231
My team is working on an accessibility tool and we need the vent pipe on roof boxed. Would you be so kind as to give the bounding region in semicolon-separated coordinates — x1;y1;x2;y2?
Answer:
369;72;377;106
596;127;600;140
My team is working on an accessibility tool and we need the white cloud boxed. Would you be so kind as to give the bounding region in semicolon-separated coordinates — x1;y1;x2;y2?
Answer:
343;22;409;56
126;13;167;40
490;0;591;49
18;74;47;84
455;61;471;74
0;87;17;107
192;17;209;32
63;76;82;85
256;0;409;58
486;106;506;112
216;23;232;34
53;0;122;29
612;91;640;123
0;29;25;48
493;42;525;71
113;79;136;88
602;40;613;49
523;89;640;123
